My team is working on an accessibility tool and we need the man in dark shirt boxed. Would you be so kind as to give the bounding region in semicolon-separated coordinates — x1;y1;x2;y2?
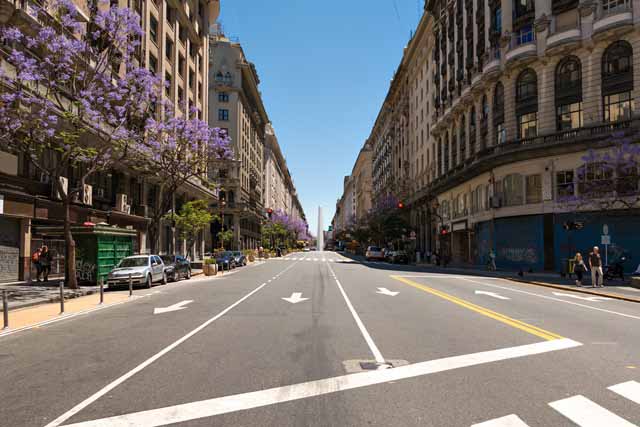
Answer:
589;246;603;287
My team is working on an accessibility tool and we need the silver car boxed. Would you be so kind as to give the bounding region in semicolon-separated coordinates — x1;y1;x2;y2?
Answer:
107;255;167;288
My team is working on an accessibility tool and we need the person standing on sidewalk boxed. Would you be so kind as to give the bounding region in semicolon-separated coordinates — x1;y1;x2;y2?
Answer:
32;247;42;282
573;252;587;287
40;245;52;282
589;246;603;288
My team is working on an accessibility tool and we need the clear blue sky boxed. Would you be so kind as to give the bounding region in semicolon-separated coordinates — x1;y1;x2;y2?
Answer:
220;0;423;235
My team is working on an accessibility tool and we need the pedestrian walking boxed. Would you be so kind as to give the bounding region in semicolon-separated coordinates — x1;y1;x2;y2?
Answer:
488;250;497;271
40;245;52;282
573;252;587;287
32;247;43;282
589;246;603;288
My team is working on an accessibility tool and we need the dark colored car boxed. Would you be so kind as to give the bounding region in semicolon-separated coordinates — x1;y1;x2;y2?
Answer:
160;255;192;282
387;250;409;264
216;251;237;270
232;251;247;267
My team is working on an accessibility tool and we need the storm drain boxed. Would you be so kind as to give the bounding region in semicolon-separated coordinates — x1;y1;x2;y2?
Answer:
342;359;409;373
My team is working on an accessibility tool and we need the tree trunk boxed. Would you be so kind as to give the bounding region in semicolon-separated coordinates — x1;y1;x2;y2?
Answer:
63;195;78;289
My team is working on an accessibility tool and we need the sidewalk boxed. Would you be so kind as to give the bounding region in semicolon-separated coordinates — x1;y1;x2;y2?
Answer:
0;283;101;311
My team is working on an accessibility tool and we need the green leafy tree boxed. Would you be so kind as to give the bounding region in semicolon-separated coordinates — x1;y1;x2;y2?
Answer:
217;229;235;250
164;200;214;256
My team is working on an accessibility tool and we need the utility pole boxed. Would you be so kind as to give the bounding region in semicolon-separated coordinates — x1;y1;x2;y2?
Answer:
317;206;324;251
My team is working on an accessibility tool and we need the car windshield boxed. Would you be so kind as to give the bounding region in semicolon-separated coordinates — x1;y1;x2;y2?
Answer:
160;255;175;264
117;257;148;268
220;251;233;257
232;251;241;256
369;247;381;252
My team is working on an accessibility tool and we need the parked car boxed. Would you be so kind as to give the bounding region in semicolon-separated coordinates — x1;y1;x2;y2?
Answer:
303;247;310;252
232;251;247;267
107;255;166;288
216;251;237;270
365;246;385;261
160;255;192;282
387;250;409;264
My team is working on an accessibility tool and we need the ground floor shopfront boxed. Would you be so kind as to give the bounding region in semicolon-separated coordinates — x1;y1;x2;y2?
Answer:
431;210;640;274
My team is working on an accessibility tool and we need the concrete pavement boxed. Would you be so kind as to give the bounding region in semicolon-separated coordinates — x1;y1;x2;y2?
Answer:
0;251;638;426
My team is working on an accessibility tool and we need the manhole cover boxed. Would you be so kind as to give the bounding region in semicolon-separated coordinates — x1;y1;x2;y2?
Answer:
359;361;394;370
343;359;409;373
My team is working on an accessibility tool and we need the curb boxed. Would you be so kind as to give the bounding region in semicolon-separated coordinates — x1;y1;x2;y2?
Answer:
505;277;640;303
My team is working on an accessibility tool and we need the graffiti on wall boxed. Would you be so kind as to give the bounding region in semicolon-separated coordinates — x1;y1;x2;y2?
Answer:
0;245;19;281
76;259;96;282
499;247;539;264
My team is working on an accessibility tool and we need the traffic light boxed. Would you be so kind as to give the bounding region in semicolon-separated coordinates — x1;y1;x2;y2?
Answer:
397;202;404;209
440;225;450;235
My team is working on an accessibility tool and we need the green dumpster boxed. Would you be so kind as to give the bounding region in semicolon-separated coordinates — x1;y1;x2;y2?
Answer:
35;225;137;285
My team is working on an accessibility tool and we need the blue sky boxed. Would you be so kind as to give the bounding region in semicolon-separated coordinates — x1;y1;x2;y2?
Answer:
220;0;423;235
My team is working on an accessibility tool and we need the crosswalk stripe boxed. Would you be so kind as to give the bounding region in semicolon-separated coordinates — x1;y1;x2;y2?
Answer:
609;381;640;405
549;395;636;426
471;414;530;427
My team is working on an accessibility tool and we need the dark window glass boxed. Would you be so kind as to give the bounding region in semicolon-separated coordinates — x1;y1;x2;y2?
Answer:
519;112;538;139
557;102;583;130
165;38;173;59
150;15;158;43
218;109;229;121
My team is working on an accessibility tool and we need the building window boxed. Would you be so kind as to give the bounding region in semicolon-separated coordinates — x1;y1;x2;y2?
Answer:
150;15;158;44
525;174;542;204
178;55;185;76
165;72;171;97
578;162;614;198
496;123;506;144
604;92;633;122
603;0;631;14
555;56;583;130
516;24;534;45
177;86;184;103
224;72;233;84
165;38;173;60
218;109;229;121
460;116;466;156
556;170;574;199
503;173;524;206
519;112;538;139
602;40;633;121
166;7;175;26
149;54;157;74
216;71;224;82
189;68;195;89
516;69;538;139
469;106;476;152
493;82;505;144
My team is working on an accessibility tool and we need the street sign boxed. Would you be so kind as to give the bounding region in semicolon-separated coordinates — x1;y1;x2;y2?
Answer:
603;224;609;235
601;235;611;245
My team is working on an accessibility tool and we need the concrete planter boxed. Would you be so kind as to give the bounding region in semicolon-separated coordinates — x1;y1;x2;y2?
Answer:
203;263;218;276
631;276;640;289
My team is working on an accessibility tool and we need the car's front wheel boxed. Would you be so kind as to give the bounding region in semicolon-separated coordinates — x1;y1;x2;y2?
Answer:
186;269;191;280
146;274;153;289
161;272;167;285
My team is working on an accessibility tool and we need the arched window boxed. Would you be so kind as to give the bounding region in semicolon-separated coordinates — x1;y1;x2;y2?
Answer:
516;69;538;139
460;115;466;158
555;56;583;131
444;132;450;172
215;71;223;82
602;40;633;122
494;82;506;144
469;106;477;153
481;95;489;139
224;72;233;83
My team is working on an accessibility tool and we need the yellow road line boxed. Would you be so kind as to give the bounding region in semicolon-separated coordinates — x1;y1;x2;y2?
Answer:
391;275;563;341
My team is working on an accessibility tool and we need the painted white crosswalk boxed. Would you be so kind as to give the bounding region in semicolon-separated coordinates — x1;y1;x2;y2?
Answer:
272;257;356;263
473;381;640;427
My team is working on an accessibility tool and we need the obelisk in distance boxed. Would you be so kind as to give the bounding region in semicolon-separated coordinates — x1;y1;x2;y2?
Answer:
317;206;324;251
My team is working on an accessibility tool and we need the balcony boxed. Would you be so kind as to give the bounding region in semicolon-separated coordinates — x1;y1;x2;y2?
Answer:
482;47;501;76
505;30;537;65
593;0;633;35
546;18;581;51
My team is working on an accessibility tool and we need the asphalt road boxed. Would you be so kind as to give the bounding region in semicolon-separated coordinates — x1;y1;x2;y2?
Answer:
1;252;640;427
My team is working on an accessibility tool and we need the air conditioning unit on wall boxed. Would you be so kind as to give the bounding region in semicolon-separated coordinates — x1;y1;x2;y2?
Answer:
116;193;128;212
82;184;93;206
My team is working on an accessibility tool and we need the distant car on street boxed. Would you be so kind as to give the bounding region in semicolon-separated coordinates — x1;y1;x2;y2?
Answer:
303;247;310;252
216;251;237;270
386;250;409;264
232;251;247;267
107;255;166;288
365;246;385;261
160;255;192;282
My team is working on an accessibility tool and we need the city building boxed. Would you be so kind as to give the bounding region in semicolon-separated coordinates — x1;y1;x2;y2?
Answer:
0;0;220;282
352;142;374;223
208;32;267;249
366;0;640;272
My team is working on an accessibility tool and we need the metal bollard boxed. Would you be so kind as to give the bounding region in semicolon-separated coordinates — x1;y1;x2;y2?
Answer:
59;281;65;313
99;277;104;304
129;274;133;297
2;289;8;329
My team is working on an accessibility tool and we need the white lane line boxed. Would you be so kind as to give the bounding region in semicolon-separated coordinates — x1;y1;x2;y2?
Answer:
549;395;635;426
471;414;531;426
609;381;640;404
457;278;640;321
63;338;581;427
326;262;385;364
397;275;504;279
45;261;300;427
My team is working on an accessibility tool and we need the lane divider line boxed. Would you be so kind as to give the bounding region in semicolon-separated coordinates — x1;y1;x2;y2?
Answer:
62;338;582;427
44;261;301;427
391;276;563;341
327;263;385;364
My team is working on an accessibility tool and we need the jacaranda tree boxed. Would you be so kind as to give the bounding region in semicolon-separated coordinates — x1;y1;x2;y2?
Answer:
0;0;162;288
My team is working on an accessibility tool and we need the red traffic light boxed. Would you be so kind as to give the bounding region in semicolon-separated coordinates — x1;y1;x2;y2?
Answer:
397;202;404;209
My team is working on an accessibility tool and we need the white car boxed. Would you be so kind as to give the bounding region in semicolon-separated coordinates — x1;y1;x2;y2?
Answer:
107;255;167;288
365;246;385;261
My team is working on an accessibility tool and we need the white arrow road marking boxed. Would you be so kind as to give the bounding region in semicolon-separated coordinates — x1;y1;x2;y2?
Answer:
282;292;309;304
475;290;510;300
376;287;399;296
552;292;612;302
62;338;581;427
153;300;193;315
